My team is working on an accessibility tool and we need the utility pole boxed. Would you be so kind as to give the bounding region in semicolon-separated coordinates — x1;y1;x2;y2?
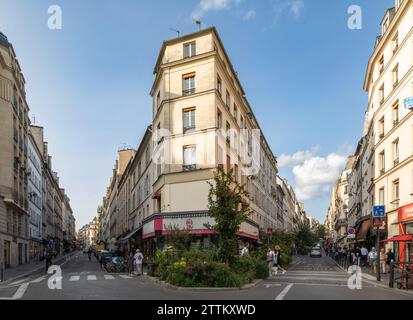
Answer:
376;226;381;281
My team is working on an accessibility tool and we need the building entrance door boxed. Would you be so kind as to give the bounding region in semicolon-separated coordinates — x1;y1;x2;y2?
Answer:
18;243;23;265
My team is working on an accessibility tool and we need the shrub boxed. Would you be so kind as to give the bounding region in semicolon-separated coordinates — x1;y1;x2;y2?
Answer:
254;259;269;279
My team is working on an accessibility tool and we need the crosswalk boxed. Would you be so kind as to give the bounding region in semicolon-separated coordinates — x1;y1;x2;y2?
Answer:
268;270;356;286
26;273;135;284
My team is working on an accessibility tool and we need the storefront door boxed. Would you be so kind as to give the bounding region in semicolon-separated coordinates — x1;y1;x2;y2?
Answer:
4;241;10;268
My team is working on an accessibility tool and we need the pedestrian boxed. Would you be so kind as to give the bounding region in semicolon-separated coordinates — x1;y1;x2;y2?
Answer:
127;251;134;276
266;247;275;277
45;250;53;272
240;243;249;257
354;246;362;266
380;248;387;274
133;249;144;276
360;245;369;267
274;245;286;275
87;248;92;261
386;248;396;273
368;247;378;274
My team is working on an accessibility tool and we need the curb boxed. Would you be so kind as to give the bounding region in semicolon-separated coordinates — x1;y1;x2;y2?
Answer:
147;276;263;292
0;252;78;285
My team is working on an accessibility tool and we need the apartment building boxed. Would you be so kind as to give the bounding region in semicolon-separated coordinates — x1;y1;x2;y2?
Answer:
27;132;43;260
0;32;30;268
363;0;413;258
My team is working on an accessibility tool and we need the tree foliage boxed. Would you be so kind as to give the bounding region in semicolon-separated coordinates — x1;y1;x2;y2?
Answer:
207;167;251;265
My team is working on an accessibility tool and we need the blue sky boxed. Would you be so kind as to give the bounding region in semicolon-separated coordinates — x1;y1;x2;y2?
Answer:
0;0;394;228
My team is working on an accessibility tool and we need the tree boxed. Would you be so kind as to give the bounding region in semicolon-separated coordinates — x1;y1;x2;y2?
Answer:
207;167;251;265
293;219;317;255
315;225;327;240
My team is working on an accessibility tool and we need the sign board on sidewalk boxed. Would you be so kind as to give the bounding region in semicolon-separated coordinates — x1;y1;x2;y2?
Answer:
405;97;413;110
373;205;386;218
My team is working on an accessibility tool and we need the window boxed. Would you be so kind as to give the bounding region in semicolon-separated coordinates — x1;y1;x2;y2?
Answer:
234;105;238;122
379;187;385;205
240;116;244;130
226;155;231;173
226;90;230;108
393;138;399;166
184;42;196;59
182;73;196;96
183;108;195;133
156;91;161;110
183;146;196;171
392;64;399;88
379;151;385;175
379;84;385;105
393;179;400;201
234;164;239;183
379;56;384;74
217;109;222;129
392;101;399;126
392;33;399;54
217;76;222;96
226;122;231;144
379;117;385;138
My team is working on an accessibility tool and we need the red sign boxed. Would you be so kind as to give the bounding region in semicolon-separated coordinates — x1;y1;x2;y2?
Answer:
267;228;273;237
399;203;413;223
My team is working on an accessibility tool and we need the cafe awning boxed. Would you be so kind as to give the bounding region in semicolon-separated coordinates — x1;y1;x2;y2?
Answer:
382;235;413;243
356;219;372;240
119;227;142;242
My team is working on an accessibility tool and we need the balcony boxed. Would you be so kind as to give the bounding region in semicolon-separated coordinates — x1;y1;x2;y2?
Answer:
335;218;348;229
380;168;385;176
393;80;399;89
182;88;196;97
183;126;195;134
379;133;384;140
393;119;399;127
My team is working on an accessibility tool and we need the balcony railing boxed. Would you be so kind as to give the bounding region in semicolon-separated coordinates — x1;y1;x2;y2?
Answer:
380;168;385;176
335;219;348;229
182;88;196;97
183;164;196;172
183;126;195;134
394;158;399;167
393;119;399;127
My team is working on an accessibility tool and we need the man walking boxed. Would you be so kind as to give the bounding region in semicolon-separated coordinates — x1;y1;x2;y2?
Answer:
133;249;144;276
360;245;369;267
45;250;53;273
368;247;378;274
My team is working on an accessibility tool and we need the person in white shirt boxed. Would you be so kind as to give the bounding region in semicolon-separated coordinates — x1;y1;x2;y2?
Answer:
133;249;144;276
360;246;369;266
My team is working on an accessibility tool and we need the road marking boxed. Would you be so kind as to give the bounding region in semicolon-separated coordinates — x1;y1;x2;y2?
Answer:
119;275;132;279
12;283;29;300
8;279;27;286
104;275;115;280
30;276;46;284
275;284;293;300
87;275;97;281
69;276;80;281
265;284;282;288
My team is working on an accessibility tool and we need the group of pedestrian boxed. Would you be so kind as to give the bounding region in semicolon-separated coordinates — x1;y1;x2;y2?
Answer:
266;245;286;277
240;243;250;256
366;247;395;274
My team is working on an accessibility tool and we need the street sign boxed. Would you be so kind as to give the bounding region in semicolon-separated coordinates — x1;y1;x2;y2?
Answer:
347;227;356;239
373;205;386;218
405;97;413;110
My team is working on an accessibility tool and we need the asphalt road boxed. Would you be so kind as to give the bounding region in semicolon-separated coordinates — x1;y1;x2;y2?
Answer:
0;252;412;300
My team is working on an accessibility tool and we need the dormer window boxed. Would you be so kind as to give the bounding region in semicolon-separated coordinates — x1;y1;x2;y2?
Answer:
183;42;196;59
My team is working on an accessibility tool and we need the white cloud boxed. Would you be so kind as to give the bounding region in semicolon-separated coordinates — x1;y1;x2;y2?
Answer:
278;146;320;167
293;154;348;201
192;0;241;19
272;0;304;23
243;10;256;21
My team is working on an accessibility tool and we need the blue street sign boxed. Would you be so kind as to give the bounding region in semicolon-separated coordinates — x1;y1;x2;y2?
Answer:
373;205;386;218
405;97;413;110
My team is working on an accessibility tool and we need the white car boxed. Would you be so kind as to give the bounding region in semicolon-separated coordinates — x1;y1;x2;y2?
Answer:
310;247;322;258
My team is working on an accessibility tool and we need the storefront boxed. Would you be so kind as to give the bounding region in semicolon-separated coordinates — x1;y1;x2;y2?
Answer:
396;203;413;263
141;211;260;258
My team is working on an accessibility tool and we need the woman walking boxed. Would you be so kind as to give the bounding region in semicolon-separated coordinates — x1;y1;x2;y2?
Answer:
274;245;286;275
379;248;387;274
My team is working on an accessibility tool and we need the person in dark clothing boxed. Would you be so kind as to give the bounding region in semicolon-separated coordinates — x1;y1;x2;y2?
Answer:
386;248;396;268
354;246;362;266
45;251;53;272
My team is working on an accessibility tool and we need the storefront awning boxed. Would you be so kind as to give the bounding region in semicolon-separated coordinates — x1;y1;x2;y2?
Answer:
119;227;142;242
356;219;372;240
382;235;413;243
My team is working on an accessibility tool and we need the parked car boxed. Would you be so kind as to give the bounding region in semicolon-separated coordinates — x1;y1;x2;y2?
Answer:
310;247;322;258
98;251;114;264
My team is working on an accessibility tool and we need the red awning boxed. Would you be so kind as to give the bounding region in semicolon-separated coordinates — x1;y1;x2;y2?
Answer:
382;235;413;243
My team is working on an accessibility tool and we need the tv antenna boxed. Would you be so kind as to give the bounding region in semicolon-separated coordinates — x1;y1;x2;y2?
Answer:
194;19;202;31
32;114;36;124
169;28;180;38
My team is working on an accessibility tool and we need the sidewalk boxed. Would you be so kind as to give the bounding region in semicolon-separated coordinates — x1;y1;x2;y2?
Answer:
1;251;78;285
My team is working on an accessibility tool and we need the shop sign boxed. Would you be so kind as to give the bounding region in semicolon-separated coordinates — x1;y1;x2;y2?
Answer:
404;97;413;110
399;203;413;223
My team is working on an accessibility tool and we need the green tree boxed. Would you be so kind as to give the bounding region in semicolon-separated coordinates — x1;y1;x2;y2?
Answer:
293;219;317;255
315;225;327;240
207;167;251;265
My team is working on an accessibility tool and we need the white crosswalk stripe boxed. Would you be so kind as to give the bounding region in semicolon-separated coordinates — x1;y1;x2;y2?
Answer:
119;275;132;279
69;276;80;281
104;275;115;280
87;275;97;281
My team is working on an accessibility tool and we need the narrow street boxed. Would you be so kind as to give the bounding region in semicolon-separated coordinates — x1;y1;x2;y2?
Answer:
0;252;412;300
